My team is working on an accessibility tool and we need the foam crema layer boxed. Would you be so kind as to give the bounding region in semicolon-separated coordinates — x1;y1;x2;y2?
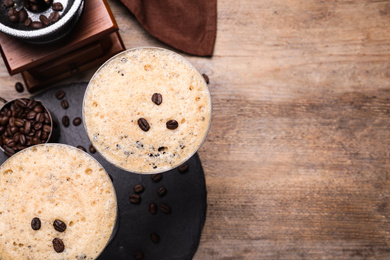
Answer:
83;47;212;174
0;144;117;260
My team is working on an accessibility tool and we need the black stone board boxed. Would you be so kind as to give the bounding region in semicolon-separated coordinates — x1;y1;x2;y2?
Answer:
0;82;207;260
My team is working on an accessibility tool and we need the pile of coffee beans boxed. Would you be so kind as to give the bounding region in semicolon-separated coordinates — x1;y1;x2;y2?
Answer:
4;0;63;29
0;98;52;157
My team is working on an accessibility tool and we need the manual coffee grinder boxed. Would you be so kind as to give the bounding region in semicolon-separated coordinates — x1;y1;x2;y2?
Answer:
0;0;125;93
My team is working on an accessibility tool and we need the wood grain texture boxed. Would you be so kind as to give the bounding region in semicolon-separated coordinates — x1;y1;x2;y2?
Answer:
2;0;390;259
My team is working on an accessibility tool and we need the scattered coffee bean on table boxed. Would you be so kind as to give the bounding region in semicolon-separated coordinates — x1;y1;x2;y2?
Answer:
77;145;86;152
129;194;141;204
157;186;167;197
52;238;65;253
160;203;171;214
62;116;69;127
89;144;96;153
150;232;160;243
73;117;82;126
151;93;163;105
151;173;162;182
133;184;144;193
149;202;157;214
53;219;66;232
134;250;144;260
55;90;65;100
178;162;189;173
166;120;178;130
15;82;24;93
137;118;150;132
31;217;41;230
202;73;210;84
60;100;69;109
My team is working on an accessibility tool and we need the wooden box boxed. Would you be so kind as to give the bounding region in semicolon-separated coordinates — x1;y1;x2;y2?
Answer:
0;0;126;92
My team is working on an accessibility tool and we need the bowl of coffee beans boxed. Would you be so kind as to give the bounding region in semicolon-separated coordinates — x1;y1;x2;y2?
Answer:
0;0;84;44
0;97;53;157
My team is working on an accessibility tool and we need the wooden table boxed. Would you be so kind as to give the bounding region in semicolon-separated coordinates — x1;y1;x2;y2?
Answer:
1;0;390;259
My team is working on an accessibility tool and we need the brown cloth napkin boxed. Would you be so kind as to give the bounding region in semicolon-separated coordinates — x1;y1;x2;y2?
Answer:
118;0;217;56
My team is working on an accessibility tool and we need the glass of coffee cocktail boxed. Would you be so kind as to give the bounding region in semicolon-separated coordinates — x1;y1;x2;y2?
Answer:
0;144;117;259
83;47;212;174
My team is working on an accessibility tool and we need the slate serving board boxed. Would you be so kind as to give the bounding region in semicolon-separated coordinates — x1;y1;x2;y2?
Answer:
0;82;207;260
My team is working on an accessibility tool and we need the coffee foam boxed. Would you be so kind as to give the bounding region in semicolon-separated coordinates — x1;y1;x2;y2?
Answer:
0;144;117;260
83;48;212;174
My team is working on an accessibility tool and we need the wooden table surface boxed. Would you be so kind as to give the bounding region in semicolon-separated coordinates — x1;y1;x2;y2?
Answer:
1;0;390;259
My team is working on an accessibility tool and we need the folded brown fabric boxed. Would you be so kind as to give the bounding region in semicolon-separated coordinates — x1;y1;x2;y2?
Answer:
118;0;217;56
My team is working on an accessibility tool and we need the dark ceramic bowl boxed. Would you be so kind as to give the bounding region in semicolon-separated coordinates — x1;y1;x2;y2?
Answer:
0;0;84;44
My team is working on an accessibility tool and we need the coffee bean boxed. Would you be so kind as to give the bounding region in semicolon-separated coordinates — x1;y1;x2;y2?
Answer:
8;10;19;23
134;250;144;260
157;186;167;197
151;173;162;182
129;194;141;204
202;73;210;84
43;125;51;133
13;132;20;143
34;130;42;139
166;120;178;130
73;117;82;126
89;144;96;153
15;82;24;93
159;203;171;214
62;116;69;127
44;112;50;124
149;202;157;214
49;11;60;22
24;121;31;134
150;233;160;243
18;9;27;23
33;105;43;113
19;134;26;145
178;162;189;173
33;122;42;131
31;217;41;230
77;145;86;152
53;219;66;232
151;93;163;105
39;15;50;26
27;99;36;110
15;99;27;109
3;146;15;157
14;118;23;127
55;90;65;100
52;2;63;11
137;118;150;132
4;0;14;8
24;18;32;27
52;238;65;253
31;137;40;145
0;116;9;126
26;111;37;120
60;100;69;109
5;138;15;147
31;21;43;29
133;184;144;193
